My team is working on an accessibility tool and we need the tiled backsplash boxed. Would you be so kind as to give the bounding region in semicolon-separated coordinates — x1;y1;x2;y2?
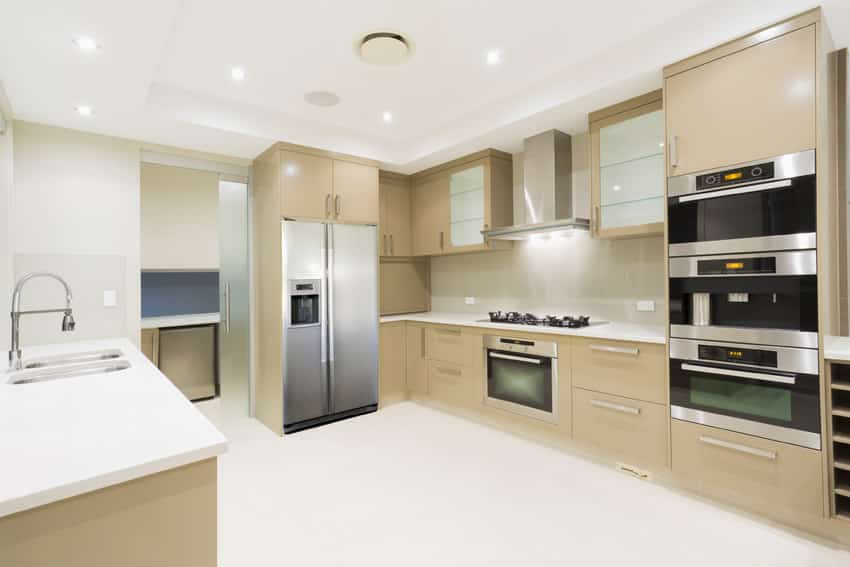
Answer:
430;232;665;324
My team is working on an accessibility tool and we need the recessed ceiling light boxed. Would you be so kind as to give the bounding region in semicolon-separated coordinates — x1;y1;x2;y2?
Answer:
231;67;246;81
73;36;100;52
75;105;92;117
486;49;501;66
304;91;340;107
382;111;393;123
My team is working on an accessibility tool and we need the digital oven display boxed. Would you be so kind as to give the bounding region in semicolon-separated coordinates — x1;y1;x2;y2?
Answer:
696;256;776;275
697;345;778;368
695;161;774;191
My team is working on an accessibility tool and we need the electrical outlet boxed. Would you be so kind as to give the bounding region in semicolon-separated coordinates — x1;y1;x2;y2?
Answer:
103;290;117;308
464;296;477;305
636;300;655;312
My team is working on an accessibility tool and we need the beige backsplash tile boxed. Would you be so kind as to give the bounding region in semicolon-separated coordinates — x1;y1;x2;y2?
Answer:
430;233;665;324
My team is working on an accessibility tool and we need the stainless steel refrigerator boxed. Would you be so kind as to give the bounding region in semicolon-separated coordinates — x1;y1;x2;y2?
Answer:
281;220;378;433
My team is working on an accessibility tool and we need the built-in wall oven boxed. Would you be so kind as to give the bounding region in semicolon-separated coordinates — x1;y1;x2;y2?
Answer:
484;335;558;423
667;150;815;257
670;338;820;449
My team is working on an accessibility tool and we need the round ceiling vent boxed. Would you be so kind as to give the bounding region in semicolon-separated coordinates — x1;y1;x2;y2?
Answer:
358;31;412;66
304;91;340;107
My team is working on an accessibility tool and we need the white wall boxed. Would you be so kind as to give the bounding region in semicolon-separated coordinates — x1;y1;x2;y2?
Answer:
0;101;12;351
12;121;141;345
431;137;666;325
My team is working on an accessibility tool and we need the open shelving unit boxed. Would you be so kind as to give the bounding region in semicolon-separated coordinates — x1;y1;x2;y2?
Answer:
831;364;850;521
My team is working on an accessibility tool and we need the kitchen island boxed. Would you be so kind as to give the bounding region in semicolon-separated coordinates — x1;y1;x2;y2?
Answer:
0;338;227;567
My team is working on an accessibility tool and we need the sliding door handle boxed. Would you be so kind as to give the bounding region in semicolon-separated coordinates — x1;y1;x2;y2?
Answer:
223;282;231;334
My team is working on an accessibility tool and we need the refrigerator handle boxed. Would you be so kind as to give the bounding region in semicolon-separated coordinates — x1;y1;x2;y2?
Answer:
326;223;336;413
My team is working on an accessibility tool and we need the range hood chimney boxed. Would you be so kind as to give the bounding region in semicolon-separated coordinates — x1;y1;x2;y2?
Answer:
483;129;589;240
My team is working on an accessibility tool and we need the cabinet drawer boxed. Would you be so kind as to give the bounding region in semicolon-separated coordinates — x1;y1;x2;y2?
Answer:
573;388;668;470
426;326;474;367
571;338;665;404
428;360;481;408
671;419;823;519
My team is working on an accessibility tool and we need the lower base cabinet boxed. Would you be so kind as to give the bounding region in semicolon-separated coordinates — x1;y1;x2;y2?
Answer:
671;419;823;521
573;387;669;471
405;324;428;397
427;360;480;409
379;322;407;406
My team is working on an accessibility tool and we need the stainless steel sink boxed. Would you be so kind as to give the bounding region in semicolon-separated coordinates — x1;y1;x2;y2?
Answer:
22;349;124;369
7;360;131;385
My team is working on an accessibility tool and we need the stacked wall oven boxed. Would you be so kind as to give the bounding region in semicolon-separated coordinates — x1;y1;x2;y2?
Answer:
667;150;821;450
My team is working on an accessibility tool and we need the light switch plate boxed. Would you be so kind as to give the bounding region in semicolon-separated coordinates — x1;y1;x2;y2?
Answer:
636;300;655;312
103;290;117;307
464;296;477;305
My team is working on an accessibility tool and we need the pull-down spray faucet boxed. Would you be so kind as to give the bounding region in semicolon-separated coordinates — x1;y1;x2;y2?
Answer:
9;272;75;371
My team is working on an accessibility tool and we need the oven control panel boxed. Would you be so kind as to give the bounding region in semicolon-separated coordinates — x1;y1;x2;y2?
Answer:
696;161;774;191
696;256;777;275
698;344;778;368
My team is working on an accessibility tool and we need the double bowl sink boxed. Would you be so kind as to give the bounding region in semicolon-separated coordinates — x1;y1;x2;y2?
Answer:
5;348;131;385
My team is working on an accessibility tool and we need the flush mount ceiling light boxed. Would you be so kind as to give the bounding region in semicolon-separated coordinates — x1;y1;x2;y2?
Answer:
486;49;501;66
357;31;412;66
231;67;246;81
304;91;340;107
75;105;92;116
382;111;393;123
73;35;100;52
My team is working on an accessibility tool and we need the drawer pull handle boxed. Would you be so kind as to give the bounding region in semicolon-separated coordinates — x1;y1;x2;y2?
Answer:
489;352;541;365
698;435;777;461
590;399;640;415
589;344;639;356
436;366;462;377
435;328;461;336
681;363;795;385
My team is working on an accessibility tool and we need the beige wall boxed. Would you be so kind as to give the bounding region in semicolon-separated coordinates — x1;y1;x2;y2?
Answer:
141;163;219;270
12;121;142;344
0;90;12;351
431;136;665;324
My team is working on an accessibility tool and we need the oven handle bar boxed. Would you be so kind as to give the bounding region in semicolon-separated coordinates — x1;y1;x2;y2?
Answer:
698;435;777;461
489;352;542;365
677;179;792;203
681;363;796;385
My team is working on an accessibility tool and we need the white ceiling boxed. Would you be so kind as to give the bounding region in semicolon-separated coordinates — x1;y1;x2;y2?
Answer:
1;0;848;173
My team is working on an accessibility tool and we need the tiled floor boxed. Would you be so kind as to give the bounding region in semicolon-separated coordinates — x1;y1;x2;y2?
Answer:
198;400;850;566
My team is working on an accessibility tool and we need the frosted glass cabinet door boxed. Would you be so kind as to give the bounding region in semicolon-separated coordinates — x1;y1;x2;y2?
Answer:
449;165;485;247
590;93;665;238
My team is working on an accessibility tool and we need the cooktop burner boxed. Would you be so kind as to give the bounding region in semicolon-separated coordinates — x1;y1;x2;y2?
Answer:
487;311;592;328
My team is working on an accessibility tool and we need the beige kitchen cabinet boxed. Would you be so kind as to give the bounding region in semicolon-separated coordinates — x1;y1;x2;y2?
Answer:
332;159;379;224
426;325;478;367
665;23;816;176
279;150;334;220
405;323;429;397
379;171;412;256
379;322;407;407
427;360;481;409
589;90;664;239
140;328;159;366
671;419;823;523
573;387;668;470
410;150;513;256
571;337;666;404
380;258;429;315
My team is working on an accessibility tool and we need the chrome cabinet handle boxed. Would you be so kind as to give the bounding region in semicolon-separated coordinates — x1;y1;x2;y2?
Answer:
223;282;231;334
489;352;542;365
439;231;444;251
678;179;792;204
382;235;388;255
592;205;600;233
681;363;796;385
669;135;679;169
325;193;331;217
435;365;462;377
698;435;777;461
390;234;394;255
590;399;640;415
589;344;639;356
334;195;341;216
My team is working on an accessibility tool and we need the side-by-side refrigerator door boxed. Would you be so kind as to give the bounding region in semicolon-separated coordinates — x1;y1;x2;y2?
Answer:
282;220;328;428
328;223;379;414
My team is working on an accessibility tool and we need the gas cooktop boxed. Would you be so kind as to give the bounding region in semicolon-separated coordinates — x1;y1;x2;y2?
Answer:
482;311;594;328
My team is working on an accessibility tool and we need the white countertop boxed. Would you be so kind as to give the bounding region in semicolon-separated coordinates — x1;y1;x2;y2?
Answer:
0;338;227;518
380;312;666;344
824;335;850;363
141;312;220;329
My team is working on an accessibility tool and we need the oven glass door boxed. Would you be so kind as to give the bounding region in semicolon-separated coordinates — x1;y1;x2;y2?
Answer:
487;349;553;413
668;174;815;247
670;358;820;434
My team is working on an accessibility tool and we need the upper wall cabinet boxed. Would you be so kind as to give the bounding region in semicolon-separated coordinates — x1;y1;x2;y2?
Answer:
276;144;379;223
589;90;665;239
665;24;816;177
410;150;513;256
379;171;412;257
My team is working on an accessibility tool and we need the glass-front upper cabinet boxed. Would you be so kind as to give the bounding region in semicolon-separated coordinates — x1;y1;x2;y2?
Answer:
449;164;485;247
589;90;665;239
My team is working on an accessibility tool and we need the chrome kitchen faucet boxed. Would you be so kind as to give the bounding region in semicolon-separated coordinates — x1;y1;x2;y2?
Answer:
9;272;76;371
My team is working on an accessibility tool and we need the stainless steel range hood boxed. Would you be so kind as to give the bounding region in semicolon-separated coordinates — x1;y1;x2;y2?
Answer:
483;129;589;240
